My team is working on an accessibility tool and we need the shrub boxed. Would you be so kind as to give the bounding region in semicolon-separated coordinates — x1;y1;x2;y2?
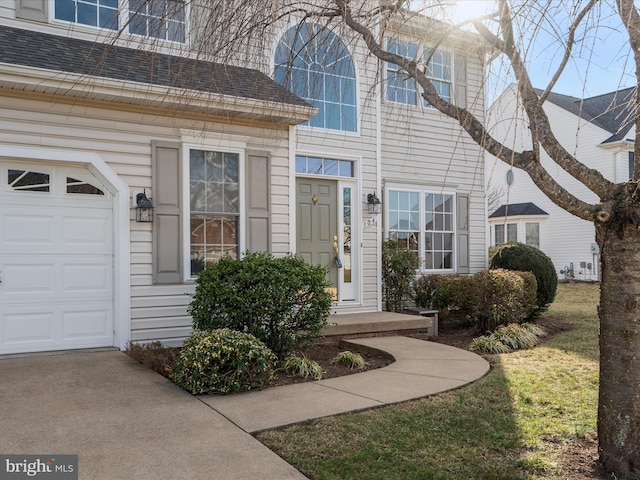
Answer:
382;240;418;312
283;355;325;380
188;252;333;358
170;329;277;395
126;341;179;378
414;274;476;321
469;269;537;332
490;242;558;318
331;351;367;370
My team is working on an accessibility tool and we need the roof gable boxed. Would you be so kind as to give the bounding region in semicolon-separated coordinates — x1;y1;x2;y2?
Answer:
537;87;636;144
489;202;549;218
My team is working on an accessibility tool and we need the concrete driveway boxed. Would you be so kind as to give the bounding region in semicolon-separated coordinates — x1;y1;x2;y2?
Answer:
0;350;306;480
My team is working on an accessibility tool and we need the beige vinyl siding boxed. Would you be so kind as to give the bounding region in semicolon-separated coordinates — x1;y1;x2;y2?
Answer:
380;50;487;274
1;95;292;344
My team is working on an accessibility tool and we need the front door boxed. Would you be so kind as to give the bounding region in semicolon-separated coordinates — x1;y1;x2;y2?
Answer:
296;178;339;292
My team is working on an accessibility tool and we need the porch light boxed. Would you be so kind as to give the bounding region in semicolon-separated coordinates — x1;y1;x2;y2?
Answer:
367;192;381;215
136;191;154;223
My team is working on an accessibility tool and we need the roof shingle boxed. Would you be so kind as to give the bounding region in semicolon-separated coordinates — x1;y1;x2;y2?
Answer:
0;25;310;109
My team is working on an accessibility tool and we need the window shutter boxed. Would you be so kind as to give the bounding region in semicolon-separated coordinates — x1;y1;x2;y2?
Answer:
152;141;182;284
454;54;467;109
457;193;470;273
245;151;271;252
16;0;48;21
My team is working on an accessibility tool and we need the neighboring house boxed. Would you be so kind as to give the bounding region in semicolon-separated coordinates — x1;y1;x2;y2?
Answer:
486;84;636;281
0;1;487;355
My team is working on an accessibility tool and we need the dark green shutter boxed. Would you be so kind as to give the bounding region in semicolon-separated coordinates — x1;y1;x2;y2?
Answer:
16;0;48;21
457;193;470;273
245;151;271;252
152;141;182;283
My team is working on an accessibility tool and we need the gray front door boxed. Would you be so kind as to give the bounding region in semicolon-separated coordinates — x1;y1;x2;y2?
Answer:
296;178;338;290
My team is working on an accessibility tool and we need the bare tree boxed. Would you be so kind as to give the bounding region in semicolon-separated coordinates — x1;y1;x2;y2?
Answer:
121;0;639;475
316;1;640;474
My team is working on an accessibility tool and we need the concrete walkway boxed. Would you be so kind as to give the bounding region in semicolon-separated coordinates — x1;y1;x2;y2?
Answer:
0;337;489;479
203;336;490;432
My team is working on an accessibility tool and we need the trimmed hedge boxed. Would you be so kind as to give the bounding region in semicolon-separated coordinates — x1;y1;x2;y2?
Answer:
188;252;333;358
490;242;557;318
413;269;537;331
470;269;537;332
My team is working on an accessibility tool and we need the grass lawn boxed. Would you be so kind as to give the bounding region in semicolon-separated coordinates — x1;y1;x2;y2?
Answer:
257;283;603;479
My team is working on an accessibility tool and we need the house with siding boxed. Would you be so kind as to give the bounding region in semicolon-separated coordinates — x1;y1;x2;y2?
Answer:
486;84;635;281
0;1;487;355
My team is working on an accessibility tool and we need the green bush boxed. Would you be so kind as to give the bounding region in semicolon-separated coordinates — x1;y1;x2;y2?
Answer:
414;274;476;320
382;240;418;312
170;329;277;395
469;269;537;332
188;252;333;358
490;242;558;318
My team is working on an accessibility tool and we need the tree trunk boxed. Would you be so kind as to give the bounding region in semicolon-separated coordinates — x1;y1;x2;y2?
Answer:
597;220;640;476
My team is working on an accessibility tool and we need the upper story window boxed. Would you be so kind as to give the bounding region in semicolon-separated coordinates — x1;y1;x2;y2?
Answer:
55;0;118;30
386;39;453;107
386;39;418;105
424;49;452;106
129;0;185;43
54;0;186;42
274;23;357;132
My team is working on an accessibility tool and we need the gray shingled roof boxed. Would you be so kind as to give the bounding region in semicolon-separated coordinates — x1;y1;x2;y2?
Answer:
489;202;548;218
0;25;310;109
536;87;636;144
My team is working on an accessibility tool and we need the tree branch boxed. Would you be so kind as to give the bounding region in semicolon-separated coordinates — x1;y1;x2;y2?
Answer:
334;0;600;222
617;0;640;180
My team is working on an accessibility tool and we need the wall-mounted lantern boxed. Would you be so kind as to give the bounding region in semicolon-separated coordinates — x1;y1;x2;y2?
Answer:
367;192;381;215
136;191;154;223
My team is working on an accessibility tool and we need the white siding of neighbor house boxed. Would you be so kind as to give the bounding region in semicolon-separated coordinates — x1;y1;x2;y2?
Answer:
486;84;618;281
0;95;292;345
380;46;488;275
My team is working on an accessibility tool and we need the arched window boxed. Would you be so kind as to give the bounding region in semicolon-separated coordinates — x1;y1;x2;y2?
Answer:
274;23;357;132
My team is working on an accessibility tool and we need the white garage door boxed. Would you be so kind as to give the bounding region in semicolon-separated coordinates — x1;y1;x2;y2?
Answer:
0;163;114;354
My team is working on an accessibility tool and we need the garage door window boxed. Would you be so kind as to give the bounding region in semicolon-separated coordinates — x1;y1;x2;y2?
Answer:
8;169;50;192
66;177;105;195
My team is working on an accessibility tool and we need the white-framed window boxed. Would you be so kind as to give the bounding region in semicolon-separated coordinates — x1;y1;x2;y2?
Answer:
494;222;517;245
295;155;354;177
53;0;186;42
274;23;357;132
386;39;454;107
386;39;418;105
7;168;51;193
526;222;540;249
423;48;452;107
188;149;241;276
386;188;456;272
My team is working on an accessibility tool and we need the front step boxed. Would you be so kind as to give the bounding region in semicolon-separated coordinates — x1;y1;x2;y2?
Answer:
321;311;438;345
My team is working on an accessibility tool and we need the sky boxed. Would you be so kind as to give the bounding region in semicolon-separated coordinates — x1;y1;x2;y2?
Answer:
429;0;635;100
